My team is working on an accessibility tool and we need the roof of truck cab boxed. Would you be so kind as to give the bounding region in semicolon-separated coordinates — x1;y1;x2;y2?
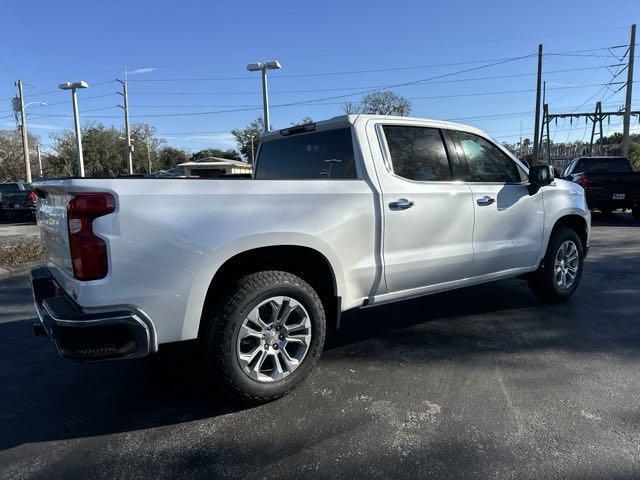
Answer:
259;114;491;142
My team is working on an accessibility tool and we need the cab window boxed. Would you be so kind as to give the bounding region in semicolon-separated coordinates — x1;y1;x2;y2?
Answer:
452;131;523;183
382;126;452;181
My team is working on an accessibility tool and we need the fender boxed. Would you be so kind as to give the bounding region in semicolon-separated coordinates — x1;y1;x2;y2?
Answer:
180;232;346;340
537;181;590;265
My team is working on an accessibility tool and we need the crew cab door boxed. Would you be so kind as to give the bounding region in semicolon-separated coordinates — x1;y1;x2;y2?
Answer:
448;130;544;276
371;122;475;293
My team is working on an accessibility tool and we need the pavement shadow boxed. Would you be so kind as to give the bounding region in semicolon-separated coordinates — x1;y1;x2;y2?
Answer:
0;329;250;451
591;211;639;228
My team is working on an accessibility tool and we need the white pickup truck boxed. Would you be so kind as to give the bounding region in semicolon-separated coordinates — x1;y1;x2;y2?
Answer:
31;114;590;402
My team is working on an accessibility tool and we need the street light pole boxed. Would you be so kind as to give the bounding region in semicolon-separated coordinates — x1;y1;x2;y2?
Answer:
247;60;281;132
59;81;89;177
146;142;152;173
260;68;270;131
71;88;84;177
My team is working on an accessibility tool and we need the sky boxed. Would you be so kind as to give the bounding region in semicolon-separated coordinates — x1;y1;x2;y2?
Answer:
0;0;638;155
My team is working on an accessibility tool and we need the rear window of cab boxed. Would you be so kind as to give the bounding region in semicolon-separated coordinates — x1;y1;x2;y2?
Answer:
255;128;357;179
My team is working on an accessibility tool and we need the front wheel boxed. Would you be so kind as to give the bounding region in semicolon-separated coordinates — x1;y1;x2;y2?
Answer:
200;270;326;403
527;227;584;303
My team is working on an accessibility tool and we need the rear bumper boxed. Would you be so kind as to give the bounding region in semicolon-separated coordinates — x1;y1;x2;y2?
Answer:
31;267;155;362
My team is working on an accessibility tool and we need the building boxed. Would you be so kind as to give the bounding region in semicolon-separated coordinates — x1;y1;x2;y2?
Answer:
173;157;252;178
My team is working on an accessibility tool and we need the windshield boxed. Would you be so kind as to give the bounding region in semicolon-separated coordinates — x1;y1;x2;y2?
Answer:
0;183;24;192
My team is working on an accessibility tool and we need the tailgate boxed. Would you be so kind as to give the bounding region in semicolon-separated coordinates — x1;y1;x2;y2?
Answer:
587;174;640;197
36;192;74;275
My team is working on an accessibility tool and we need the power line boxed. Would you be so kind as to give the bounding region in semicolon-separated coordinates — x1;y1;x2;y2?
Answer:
124;63;625;97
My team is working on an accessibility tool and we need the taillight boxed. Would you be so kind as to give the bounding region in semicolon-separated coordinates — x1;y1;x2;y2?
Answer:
28;191;36;203
575;173;589;188
67;193;116;281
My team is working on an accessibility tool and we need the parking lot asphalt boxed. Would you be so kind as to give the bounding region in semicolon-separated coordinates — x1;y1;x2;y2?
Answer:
0;220;38;245
1;213;639;480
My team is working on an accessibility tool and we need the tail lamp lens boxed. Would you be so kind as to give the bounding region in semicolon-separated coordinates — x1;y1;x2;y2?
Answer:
67;193;116;280
575;173;589;188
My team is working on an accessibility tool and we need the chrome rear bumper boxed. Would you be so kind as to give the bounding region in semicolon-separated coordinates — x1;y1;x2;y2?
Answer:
31;267;155;362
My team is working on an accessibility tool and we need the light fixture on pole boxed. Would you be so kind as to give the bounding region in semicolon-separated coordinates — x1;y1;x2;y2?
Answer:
246;60;281;132
58;81;89;177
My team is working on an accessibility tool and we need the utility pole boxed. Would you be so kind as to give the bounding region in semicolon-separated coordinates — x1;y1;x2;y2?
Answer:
36;144;43;178
622;23;636;157
146;142;152;173
117;72;134;174
15;80;31;183
532;44;543;165
538;81;547;156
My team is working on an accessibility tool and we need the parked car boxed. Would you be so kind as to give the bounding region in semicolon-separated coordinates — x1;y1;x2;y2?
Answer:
0;182;37;221
30;115;591;402
561;156;640;220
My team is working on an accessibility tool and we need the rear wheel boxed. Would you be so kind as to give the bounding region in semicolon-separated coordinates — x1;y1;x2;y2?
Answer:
528;227;584;303
200;270;326;403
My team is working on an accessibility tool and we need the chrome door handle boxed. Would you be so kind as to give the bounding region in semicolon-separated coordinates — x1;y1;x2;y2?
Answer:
389;198;415;210
476;196;495;206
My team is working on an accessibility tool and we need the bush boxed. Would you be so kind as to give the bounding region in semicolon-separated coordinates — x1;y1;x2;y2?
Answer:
0;239;44;267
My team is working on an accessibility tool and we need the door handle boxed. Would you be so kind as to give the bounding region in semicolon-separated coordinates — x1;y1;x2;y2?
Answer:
476;196;495;206
389;198;415;210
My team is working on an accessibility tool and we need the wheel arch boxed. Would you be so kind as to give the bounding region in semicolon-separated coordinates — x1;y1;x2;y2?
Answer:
191;243;343;340
551;214;589;251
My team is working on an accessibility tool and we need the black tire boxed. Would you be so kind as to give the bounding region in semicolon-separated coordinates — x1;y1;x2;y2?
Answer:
527;227;584;303
633;207;640;222
199;270;326;403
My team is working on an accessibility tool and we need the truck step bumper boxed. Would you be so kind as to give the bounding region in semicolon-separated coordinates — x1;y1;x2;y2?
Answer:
30;267;155;362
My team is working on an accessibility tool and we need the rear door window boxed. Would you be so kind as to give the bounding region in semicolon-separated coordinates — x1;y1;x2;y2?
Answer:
382;126;452;181
255;128;356;179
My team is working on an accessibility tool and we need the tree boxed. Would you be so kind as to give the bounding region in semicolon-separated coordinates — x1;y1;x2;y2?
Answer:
190;148;241;162
157;146;189;170
131;123;166;173
290;117;314;126
343;90;412;116
231;117;265;163
0;129;41;181
45;123;168;177
48;124;126;177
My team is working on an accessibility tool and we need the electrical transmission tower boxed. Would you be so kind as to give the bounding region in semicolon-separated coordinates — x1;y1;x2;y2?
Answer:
539;24;637;168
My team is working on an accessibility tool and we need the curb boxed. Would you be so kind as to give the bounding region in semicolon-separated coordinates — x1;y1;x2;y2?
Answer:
0;261;44;281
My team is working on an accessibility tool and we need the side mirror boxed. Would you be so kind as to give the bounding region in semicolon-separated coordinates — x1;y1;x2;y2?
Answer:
528;164;554;195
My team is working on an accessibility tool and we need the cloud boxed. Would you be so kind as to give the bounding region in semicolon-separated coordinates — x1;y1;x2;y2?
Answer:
185;133;235;146
129;67;156;75
26;123;61;130
0;121;60;131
